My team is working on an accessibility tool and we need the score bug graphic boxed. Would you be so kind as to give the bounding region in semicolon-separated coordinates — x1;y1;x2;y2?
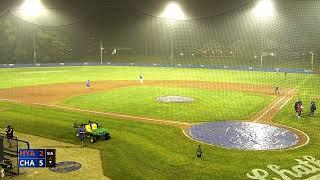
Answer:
19;149;56;168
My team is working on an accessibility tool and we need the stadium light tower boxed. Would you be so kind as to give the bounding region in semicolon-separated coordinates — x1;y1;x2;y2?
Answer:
254;0;275;68
100;40;104;65
310;52;314;72
160;2;186;59
20;0;45;65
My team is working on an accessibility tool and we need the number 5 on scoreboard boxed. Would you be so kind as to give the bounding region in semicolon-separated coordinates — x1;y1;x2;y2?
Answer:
39;159;44;167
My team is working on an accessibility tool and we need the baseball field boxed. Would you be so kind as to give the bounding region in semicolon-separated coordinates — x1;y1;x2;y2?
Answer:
0;66;319;179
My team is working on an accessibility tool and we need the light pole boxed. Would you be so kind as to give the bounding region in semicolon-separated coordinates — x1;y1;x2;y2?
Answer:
20;0;45;64
145;17;149;56
254;0;274;68
33;29;37;64
160;2;186;60
169;23;174;59
100;40;104;65
310;52;314;71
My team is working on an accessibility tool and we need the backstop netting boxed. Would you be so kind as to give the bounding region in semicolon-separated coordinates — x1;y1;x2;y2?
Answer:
0;1;319;178
0;0;319;71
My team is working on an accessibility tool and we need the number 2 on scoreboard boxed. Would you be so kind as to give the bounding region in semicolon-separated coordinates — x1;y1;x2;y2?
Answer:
39;150;44;157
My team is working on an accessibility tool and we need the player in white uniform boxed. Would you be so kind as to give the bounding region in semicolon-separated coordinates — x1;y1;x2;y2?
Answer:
139;75;143;85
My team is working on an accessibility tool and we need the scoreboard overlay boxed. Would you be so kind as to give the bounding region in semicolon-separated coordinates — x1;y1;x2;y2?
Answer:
19;149;56;168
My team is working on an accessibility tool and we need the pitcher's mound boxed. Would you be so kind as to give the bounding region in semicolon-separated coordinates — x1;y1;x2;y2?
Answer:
188;121;300;150
156;96;195;103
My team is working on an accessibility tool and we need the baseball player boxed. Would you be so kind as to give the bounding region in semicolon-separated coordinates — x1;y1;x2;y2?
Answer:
294;99;301;117
5;126;13;148
310;101;317;117
139;75;144;85
86;80;91;89
297;100;303;118
274;87;280;95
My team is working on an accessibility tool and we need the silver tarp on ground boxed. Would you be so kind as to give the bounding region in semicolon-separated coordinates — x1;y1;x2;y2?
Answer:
156;96;195;103
188;121;299;150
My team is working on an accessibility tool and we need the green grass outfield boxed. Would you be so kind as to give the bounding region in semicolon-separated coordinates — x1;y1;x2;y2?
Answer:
0;66;319;179
0;66;310;89
63;86;273;122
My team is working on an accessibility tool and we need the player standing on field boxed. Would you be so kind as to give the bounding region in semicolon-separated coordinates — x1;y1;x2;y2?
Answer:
274;87;280;95
294;98;301;117
296;100;303;118
139;75;144;85
310;101;317;117
86;80;91;89
5;125;13;148
77;124;86;147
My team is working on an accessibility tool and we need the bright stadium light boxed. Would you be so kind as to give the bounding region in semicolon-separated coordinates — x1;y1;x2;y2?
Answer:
20;0;45;17
160;2;186;21
255;0;274;19
19;0;46;65
160;2;186;59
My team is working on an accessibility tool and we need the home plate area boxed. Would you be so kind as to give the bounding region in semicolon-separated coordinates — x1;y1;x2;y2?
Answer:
187;121;300;151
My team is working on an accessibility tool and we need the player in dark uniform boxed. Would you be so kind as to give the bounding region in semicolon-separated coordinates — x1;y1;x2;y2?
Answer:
310;101;317;117
274;87;280;95
77;124;86;147
86;80;91;88
5;126;13;148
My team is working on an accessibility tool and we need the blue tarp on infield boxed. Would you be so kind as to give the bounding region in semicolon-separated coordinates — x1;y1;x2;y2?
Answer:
188;121;299;150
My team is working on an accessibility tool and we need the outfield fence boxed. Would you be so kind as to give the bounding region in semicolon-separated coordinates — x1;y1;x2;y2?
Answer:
0;62;314;74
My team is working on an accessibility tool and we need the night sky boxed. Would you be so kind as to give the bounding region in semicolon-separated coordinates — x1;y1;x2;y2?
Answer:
0;0;251;20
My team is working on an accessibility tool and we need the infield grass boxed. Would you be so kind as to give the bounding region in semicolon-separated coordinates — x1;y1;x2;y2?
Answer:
63;86;274;122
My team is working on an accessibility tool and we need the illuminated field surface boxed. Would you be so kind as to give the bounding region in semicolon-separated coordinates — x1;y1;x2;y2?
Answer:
0;66;318;179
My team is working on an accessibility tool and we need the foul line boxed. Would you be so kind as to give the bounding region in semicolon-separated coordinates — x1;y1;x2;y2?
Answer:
254;89;295;122
0;98;22;103
0;98;193;127
279;94;295;110
32;103;193;127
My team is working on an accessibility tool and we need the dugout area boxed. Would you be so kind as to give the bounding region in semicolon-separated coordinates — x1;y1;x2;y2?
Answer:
0;133;29;177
